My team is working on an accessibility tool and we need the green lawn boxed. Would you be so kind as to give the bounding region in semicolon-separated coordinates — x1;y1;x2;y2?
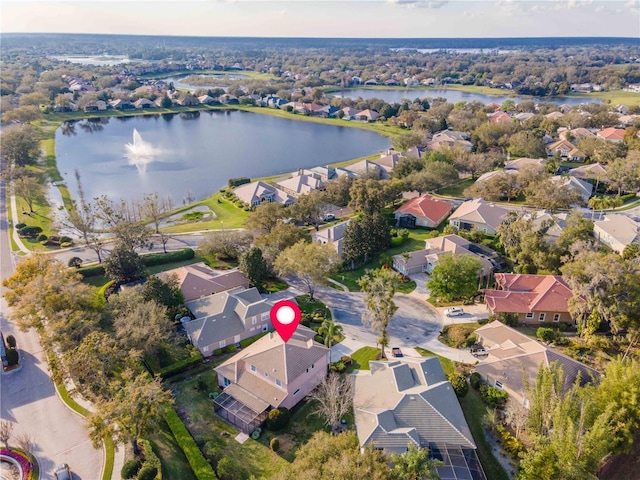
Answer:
148;421;198;480
163;192;251;233
437;178;476;198
167;365;288;478
346;346;381;373
414;347;455;376
295;295;332;320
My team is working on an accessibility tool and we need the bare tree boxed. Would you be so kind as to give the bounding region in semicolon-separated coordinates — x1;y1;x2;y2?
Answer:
137;192;173;253
15;432;36;455
0;420;14;448
310;373;353;432
95;196;150;250
1;167;40;213
504;397;529;438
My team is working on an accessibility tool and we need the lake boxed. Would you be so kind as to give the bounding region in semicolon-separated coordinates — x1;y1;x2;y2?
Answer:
50;55;130;66
161;74;247;91
331;88;599;106
55;110;390;204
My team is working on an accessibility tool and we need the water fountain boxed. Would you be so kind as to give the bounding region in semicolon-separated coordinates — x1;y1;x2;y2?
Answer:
124;128;159;174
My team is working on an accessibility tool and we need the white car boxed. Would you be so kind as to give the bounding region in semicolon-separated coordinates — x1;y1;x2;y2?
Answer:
445;307;464;317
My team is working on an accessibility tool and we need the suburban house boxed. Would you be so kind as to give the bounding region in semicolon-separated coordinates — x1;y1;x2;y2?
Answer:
341;107;360;119
109;99;134;110
392;234;496;276
545;139;585;161
311;220;351;258
353;357;486;480
158;263;249;302
426;130;473;151
551;175;593;203
344;159;385;177
544;111;564;121
394;194;454;228
488;111;512;124
276;171;325;197
514;112;535;123
214;326;329;433
504;157;546;172
133;98;155;109
198;95;218;105
84;100;107;112
354;109;380;122
484;273;574;325
184;287;284;356
522;210;569;242
594;214;640;254
233;181;295;207
559;127;596;142
449;198;508;235
597;127;625;142
474;321;599;407
568;163;607;181
474;169;518;186
371;151;402;178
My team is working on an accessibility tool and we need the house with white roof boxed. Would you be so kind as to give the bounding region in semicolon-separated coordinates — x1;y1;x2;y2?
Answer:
276;171;325;197
233;181;295;207
594;214;640;254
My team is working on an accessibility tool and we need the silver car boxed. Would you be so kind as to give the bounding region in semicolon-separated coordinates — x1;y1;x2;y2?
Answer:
444;307;464;317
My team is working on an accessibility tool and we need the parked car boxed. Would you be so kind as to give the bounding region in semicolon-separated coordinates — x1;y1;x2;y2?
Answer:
54;464;72;480
444;307;464;317
323;213;335;221
391;347;403;358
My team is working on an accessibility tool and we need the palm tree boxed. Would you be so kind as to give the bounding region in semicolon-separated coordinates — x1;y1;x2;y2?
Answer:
318;316;343;350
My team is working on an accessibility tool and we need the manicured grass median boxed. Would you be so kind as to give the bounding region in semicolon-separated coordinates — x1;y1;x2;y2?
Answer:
346;346;381;373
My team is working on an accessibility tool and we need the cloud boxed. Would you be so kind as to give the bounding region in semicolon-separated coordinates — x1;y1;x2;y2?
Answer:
387;0;448;8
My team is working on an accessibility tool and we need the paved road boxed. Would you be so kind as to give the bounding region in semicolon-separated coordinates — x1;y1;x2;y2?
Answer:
0;167;103;479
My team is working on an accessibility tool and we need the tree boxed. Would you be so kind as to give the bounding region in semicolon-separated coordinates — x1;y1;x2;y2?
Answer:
239;247;269;289
389;443;442;480
103;242;145;284
244;202;287;234
216;456;247;480
465;171;520;202
392;132;425;151
507;131;546;158
317;316;343;349
1;167;40;213
622;243;640;261
342;214;391;268
290;190;327;230
254;222;305;266
198;229;253;261
392;156;423;179
427;254;482;302
88;369;173;455
524;177;585;211
0;420;14;448
109;287;176;357
141;275;184;312
310;373;353;430
95;196;150;250
137;193;173;253
0;124;41;166
60;170;105;262
605;153;640;195
274;241;341;301
504;397;529;438
324;175;353;207
349;178;388;215
422;160;459;192
452;151;495;180
358;268;401;358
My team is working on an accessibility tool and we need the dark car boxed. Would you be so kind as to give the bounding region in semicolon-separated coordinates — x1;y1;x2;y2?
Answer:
54;464;72;480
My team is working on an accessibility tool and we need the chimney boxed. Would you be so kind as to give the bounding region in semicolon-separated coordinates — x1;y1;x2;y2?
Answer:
306;338;313;348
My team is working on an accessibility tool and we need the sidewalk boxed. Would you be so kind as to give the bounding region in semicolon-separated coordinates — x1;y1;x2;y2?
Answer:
418;337;478;364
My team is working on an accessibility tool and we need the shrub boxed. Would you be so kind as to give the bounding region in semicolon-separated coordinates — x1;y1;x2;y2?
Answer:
60;236;72;243
270;437;280;451
141;249;195;267
440;324;477;348
137;466;158;480
228;177;251;188
121;459;142;479
477;317;490;325
330;361;346;373
216;456;246;480
68;257;83;268
266;407;291;431
223;345;237;354
6;348;18;366
469;372;482;390
15;223;26;230
5;335;16;349
213;348;222;356
36;233;48;242
448;372;469;397
164;408;217;479
60;242;73;248
493;312;518;327
496;424;524;458
196;378;208;392
536;327;557;344
480;384;508;409
138;439;161;473
158;351;203;378
18;226;42;238
78;264;106;278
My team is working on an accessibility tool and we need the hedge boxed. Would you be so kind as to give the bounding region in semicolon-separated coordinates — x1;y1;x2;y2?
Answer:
139;439;162;480
228;177;251;188
158;351;204;378
164;408;217;480
78;264;106;278
78;249;195;278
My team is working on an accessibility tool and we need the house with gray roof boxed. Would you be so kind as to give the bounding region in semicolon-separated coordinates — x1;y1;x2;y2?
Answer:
233;181;295;207
311;219;351;258
276;171;325;197
449;198;508;235
158;263;249;302
474;321;599;407
353;357;486;480
184;287;282;356
214;326;329;433
594;214;640;254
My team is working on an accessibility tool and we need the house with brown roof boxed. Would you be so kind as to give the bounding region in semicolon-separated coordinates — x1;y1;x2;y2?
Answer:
597;127;625;142
391;234;496;276
484;273;574;325
394;194;454;229
488;111;512;124
559;127;596;142
276;171;325;197
594;214;640;254
214;326;329;433
474;321;598;406
311;220;351;258
504;157;546;172
426;130;473;151
449;198;508;235
546;139;585;161
544;111;564;121
133;98;155;109
184;287;285;356
233;181;295;207
354;109;380;122
353;357;486;480
158;263;249;302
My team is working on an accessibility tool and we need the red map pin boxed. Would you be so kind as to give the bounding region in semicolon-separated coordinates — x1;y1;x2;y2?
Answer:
270;300;302;343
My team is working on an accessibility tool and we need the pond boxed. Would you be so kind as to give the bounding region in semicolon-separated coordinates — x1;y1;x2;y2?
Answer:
55;110;390;204
161;74;247;91
331;88;599;106
50;54;130;66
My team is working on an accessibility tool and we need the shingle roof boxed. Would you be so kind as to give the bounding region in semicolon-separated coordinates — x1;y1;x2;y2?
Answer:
449;198;508;230
394;194;453;225
353;358;475;452
158;263;249;302
594;214;640;250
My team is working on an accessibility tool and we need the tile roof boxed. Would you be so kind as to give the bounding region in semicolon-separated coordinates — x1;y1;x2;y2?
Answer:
354;357;475;452
597;127;625;141
484;274;572;314
394;194;454;224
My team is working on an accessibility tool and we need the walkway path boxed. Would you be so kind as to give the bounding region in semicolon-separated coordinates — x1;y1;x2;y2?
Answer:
326;278;349;292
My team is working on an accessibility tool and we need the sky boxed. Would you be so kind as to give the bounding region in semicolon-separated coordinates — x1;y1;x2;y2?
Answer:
1;0;639;38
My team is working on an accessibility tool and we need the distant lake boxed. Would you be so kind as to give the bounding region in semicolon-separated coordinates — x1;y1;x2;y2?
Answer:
55;111;390;204
161;74;247;91
331;88;599;106
50;55;130;66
